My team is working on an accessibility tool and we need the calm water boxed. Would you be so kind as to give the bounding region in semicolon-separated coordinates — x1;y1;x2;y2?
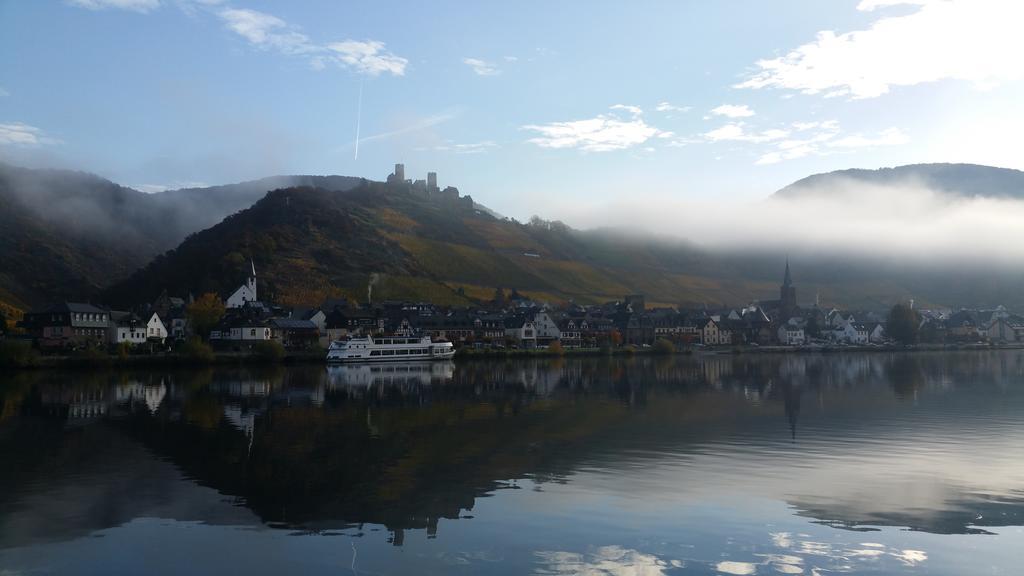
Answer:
2;352;1024;575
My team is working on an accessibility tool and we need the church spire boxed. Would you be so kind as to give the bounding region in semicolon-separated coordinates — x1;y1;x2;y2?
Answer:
783;257;792;287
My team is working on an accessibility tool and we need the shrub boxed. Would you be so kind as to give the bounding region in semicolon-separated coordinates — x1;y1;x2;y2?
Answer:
547;340;565;356
652;338;676;355
180;337;215;364
252;340;286;362
0;341;39;368
621;345;637;356
116;341;133;360
72;347;111;366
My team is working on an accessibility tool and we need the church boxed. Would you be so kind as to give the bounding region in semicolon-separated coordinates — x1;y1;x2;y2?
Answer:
225;261;258;309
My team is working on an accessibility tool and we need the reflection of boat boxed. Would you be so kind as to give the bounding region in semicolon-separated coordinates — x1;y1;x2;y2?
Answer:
326;335;455;363
326;361;455;388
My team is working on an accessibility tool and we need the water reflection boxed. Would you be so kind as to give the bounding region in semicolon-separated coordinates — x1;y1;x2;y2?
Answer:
2;352;1024;573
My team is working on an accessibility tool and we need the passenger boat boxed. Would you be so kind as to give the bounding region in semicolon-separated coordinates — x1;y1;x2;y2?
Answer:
326;334;456;363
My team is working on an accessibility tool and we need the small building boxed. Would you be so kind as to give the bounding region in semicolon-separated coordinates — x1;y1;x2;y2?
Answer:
269;318;319;349
777;324;806;346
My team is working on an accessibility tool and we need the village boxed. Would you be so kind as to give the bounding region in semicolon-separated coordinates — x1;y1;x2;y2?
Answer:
7;257;1024;359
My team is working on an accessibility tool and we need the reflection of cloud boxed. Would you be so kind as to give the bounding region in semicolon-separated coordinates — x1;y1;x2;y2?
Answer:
715;561;756;575
535;546;678;575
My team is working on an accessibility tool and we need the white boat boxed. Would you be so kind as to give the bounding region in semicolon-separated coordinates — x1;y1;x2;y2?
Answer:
326;334;456;363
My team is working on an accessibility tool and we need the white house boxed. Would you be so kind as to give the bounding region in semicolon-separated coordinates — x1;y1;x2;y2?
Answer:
108;312;148;345
504;317;537;348
144;313;168;342
702;319;729;346
225;261;258;309
531;311;562;344
831;320;869;344
777;324;806;346
989;317;1024;342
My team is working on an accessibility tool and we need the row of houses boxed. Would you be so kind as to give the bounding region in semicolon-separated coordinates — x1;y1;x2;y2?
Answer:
14;259;1024;352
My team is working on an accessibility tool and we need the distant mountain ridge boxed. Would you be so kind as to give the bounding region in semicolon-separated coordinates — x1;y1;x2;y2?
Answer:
774;163;1024;199
0;162;364;311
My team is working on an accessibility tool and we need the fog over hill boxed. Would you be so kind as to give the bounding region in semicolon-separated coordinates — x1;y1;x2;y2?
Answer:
5;161;1024;314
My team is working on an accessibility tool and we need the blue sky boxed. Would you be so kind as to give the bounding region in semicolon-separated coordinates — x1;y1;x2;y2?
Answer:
2;0;1022;223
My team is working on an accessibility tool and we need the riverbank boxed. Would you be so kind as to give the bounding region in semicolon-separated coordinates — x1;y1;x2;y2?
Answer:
5;340;1024;370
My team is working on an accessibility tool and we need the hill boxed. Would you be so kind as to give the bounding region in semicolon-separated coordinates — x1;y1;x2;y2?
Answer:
102;178;1024;312
0;162;363;313
103;182;785;309
774;163;1024;199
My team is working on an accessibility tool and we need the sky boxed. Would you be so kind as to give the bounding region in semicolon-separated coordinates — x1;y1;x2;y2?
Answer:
2;0;1023;223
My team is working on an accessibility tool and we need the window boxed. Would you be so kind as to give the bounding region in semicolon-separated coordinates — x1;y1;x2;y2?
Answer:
370;350;381;356
250;329;257;337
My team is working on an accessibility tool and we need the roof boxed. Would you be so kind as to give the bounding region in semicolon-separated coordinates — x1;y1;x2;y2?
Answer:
270;318;318;330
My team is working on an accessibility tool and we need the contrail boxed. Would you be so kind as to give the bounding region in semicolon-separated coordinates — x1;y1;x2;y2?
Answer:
354;78;363;161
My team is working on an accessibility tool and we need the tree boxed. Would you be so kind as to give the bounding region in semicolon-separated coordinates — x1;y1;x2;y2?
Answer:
887;303;920;345
187;293;226;340
609;329;623;347
547;340;564;356
653;338;676;355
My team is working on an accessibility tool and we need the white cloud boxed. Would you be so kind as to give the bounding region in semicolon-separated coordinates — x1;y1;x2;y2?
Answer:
66;0;160;12
711;104;755;118
523;106;668;152
422;140;499;154
0;123;60;147
219;8;315;55
218;8;406;76
327;40;407;76
655;101;691;113
462;57;500;76
704;122;787;143
134;181;209;193
609;104;643;116
755;124;906;164
737;0;1024;98
503;55;519;62
828;127;909;148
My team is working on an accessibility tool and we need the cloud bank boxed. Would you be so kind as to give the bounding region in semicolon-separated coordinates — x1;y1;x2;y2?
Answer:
548;177;1024;265
738;0;1024;98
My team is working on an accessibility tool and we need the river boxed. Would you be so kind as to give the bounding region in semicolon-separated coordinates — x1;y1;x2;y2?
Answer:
2;351;1023;574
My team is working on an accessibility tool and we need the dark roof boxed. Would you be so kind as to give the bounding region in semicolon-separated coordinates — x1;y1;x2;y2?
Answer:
270;318;318;330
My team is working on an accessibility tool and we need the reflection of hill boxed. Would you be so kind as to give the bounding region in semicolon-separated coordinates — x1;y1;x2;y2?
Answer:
2;351;1024;546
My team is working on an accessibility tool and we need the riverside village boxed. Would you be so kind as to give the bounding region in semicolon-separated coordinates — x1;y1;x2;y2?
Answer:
4;164;1024;361
7;251;1024;360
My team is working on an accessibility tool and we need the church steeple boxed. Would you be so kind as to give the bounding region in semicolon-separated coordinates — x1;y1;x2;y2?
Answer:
780;257;796;315
247;259;257;302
